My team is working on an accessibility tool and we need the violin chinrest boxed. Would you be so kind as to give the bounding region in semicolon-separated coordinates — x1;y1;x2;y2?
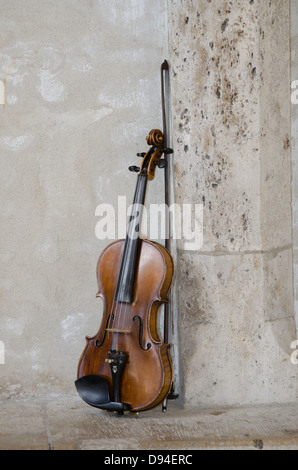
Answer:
75;375;130;413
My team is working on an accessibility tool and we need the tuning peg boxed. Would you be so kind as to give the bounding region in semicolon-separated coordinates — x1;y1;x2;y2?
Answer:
129;166;140;173
154;159;167;169
161;147;173;155
137;153;146;158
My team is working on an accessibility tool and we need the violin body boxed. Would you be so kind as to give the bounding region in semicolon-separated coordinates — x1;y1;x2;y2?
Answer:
75;128;175;413
77;238;174;412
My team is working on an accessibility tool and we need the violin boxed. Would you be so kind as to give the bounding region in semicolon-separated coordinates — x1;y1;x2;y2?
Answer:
75;129;174;414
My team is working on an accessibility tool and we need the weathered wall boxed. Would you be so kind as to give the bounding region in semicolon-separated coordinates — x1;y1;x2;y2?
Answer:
291;0;298;331
0;0;296;409
168;0;297;407
0;0;168;399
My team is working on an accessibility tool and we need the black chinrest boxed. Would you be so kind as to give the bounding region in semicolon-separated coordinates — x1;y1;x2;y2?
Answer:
75;375;130;412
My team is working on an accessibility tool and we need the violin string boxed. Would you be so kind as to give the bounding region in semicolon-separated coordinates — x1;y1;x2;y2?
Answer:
106;222;133;352
116;174;147;352
108;235;131;352
105;247;123;351
106;181;138;351
116;195;140;351
113;182;138;351
107;174;144;353
117;203;140;349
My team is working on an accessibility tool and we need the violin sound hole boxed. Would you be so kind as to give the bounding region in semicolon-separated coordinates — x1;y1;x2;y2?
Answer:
95;315;111;348
133;316;151;351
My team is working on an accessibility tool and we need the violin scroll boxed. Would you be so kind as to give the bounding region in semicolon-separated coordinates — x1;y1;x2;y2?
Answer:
146;129;164;147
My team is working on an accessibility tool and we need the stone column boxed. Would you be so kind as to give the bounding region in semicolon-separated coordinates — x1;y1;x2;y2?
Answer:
291;0;298;332
168;0;297;407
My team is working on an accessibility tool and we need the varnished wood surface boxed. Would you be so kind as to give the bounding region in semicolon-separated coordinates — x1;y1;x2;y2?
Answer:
77;239;174;412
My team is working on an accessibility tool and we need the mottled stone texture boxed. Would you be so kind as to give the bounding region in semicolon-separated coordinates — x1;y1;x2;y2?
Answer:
291;0;298;329
169;0;297;406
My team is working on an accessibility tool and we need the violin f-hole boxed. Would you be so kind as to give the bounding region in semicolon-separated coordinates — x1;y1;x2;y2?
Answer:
95;314;111;348
133;315;152;351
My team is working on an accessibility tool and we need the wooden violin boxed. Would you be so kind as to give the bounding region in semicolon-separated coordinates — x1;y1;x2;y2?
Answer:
75;129;174;413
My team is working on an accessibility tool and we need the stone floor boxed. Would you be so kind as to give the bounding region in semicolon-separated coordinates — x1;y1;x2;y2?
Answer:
0;395;297;450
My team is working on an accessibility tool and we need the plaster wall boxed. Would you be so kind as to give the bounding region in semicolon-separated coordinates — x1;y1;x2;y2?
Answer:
0;0;168;399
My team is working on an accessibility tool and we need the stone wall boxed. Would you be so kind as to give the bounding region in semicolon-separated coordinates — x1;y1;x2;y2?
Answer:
291;0;298;331
168;0;297;407
0;0;296;408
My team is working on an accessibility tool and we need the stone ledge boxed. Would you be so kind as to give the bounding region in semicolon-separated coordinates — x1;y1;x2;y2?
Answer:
0;396;296;450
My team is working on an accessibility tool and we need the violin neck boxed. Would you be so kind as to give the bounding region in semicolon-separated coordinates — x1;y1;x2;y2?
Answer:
115;173;148;303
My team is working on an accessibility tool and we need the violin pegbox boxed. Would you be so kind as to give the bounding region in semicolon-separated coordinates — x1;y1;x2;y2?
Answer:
139;129;173;181
129;129;173;179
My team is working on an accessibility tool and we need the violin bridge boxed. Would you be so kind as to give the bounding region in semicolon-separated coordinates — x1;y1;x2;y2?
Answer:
106;328;131;335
